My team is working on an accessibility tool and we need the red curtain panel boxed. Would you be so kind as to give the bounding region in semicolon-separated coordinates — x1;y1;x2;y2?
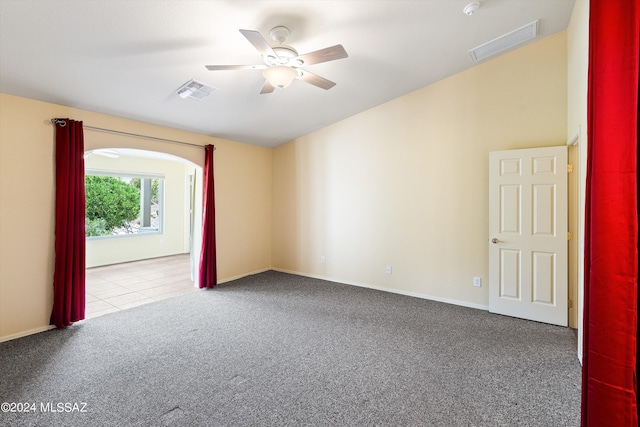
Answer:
582;0;640;425
51;119;86;328
199;144;217;289
637;55;640;422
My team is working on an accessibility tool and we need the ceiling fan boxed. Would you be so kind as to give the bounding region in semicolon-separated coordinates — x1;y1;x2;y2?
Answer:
205;26;348;94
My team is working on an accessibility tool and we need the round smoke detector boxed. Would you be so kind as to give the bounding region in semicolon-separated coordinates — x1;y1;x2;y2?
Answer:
463;2;480;16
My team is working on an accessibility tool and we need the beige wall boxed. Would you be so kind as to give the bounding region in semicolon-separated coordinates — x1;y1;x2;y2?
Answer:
0;24;581;342
85;154;193;267
567;0;589;358
0;94;272;341
273;32;568;309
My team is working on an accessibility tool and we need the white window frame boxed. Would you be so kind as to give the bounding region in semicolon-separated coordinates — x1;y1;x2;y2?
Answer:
85;169;165;240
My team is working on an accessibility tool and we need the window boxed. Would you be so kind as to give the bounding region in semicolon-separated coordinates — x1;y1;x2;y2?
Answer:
85;170;164;238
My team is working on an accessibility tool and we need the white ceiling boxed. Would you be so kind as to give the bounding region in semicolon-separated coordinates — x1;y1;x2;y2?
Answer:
0;0;576;148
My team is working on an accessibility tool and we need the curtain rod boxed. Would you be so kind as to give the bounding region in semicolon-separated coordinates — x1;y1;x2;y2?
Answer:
50;118;212;150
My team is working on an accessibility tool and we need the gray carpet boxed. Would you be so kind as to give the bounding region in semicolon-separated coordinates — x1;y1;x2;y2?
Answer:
0;271;580;426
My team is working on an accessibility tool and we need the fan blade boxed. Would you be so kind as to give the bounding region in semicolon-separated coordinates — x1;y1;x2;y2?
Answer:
260;80;276;94
298;70;336;90
205;64;266;71
294;45;348;66
239;29;277;57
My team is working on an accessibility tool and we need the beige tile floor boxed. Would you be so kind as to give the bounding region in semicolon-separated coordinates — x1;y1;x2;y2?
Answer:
84;254;196;319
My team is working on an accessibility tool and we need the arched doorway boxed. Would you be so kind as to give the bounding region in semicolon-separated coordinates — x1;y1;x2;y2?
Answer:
83;148;204;318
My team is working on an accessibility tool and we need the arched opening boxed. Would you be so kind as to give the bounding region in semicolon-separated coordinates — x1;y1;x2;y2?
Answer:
83;147;204;318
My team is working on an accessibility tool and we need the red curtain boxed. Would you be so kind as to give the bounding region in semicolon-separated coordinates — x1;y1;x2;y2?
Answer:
582;0;640;425
51;119;86;328
199;144;217;288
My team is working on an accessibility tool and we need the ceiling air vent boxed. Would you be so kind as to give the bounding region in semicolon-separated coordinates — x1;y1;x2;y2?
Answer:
469;20;539;63
175;79;216;100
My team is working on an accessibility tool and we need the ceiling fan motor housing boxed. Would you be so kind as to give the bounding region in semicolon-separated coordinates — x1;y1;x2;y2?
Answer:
205;26;348;93
265;46;300;66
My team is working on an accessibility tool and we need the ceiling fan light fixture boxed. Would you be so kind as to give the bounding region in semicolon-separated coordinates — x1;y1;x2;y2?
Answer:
206;27;346;93
262;66;297;88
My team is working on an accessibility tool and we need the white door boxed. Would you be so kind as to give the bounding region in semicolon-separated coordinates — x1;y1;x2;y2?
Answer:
489;146;568;326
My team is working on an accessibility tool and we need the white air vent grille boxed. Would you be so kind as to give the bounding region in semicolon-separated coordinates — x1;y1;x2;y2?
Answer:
176;79;216;100
469;20;539;63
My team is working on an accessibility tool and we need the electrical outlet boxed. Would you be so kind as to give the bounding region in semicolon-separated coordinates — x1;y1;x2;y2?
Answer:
385;265;392;275
473;277;482;287
320;256;326;264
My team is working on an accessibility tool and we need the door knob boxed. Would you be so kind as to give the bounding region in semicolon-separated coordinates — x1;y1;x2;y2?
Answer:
491;238;499;244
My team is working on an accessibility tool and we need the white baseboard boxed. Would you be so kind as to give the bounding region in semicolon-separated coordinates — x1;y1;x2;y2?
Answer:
191;268;272;288
1;269;486;343
0;325;56;343
217;268;272;285
272;268;489;311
